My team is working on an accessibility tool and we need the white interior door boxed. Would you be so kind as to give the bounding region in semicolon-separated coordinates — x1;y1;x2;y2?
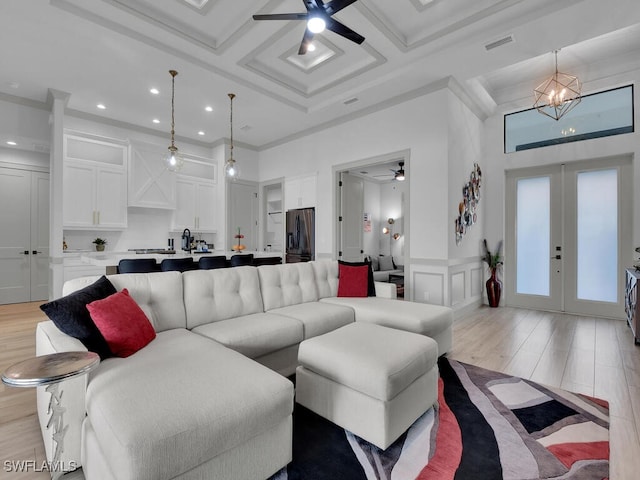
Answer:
338;172;364;261
0;168;49;304
506;157;631;318
228;181;258;251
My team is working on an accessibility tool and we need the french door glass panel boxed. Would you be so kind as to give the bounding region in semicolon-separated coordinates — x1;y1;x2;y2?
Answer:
506;157;631;318
516;177;550;296
576;169;617;303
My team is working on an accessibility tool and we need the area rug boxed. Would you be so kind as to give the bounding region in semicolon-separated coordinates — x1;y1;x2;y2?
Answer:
270;357;610;480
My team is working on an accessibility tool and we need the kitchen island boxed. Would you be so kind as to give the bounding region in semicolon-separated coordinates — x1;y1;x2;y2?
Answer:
74;250;283;275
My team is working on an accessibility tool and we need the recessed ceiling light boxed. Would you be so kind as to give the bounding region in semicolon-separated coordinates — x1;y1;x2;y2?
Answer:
198;131;205;136
97;103;106;110
205;106;213;112
152;119;160;124
6;141;17;146
307;43;316;52
149;88;160;95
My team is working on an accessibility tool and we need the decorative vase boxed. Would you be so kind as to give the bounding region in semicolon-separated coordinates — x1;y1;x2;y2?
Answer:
95;245;105;252
486;268;502;308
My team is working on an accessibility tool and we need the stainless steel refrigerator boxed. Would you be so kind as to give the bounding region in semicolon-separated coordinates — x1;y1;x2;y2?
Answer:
285;207;315;263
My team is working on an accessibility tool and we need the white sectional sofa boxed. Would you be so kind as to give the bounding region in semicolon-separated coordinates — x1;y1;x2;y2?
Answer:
35;260;453;480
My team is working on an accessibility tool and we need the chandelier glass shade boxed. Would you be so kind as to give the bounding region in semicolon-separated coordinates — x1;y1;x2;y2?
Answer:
225;93;240;180
533;51;581;121
164;70;184;172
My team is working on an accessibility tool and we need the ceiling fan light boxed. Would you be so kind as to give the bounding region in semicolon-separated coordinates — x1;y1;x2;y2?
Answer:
395;170;405;181
307;16;326;33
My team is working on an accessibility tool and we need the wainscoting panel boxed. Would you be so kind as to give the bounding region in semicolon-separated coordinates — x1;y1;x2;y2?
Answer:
450;271;466;306
412;272;444;305
409;257;483;310
471;267;483;298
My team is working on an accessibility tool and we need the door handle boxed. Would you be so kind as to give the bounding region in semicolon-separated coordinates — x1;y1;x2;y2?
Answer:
22;250;29;255
32;251;42;255
551;255;562;259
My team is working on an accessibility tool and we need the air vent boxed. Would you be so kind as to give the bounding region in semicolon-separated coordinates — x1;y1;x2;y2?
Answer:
485;34;514;51
344;97;359;105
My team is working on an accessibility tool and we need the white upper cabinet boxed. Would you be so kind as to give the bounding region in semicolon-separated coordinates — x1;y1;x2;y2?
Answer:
284;173;317;211
128;141;176;209
63;133;128;230
171;156;217;233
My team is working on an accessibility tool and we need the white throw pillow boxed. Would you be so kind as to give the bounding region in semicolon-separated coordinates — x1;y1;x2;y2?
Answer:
378;256;394;271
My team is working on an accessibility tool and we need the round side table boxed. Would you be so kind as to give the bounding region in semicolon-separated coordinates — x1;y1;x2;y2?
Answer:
2;351;99;478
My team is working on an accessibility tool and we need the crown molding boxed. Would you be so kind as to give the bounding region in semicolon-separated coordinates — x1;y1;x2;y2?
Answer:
0;91;49;111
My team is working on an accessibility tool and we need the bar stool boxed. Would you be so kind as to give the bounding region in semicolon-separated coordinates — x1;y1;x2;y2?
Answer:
160;258;196;272
252;256;282;266
118;258;159;274
198;256;228;270
229;254;254;267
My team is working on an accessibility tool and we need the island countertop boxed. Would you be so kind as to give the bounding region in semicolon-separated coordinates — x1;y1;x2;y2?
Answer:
79;250;283;267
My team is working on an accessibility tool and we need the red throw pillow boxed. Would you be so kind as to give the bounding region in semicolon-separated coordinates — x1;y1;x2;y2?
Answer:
337;264;369;297
87;289;156;358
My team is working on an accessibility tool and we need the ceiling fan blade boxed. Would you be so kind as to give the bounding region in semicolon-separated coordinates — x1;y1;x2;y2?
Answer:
253;13;308;21
325;17;365;44
324;0;358;16
298;29;315;55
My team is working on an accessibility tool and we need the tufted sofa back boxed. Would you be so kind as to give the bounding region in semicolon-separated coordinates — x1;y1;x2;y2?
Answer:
63;272;187;332
257;262;318;311
310;260;339;299
183;266;265;329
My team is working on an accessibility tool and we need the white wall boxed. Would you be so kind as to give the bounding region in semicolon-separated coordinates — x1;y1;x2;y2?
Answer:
259;90;450;262
0;98;50;152
258;85;484;308
362;180;380;257
379;181;405;262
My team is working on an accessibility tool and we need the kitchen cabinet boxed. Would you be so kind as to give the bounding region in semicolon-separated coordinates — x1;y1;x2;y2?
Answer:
284;173;317;211
63;133;128;230
172;178;217;233
128;141;176;209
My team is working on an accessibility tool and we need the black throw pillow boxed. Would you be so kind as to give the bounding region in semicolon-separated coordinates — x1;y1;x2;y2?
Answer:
40;276;116;359
338;260;376;297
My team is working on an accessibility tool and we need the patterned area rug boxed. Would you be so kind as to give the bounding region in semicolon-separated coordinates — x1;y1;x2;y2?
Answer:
271;357;610;480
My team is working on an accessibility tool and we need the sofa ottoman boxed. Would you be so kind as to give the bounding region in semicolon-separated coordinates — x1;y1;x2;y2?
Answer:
295;322;438;450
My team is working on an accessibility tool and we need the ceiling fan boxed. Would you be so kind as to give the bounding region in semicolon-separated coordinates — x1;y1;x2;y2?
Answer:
372;162;406;182
253;0;365;55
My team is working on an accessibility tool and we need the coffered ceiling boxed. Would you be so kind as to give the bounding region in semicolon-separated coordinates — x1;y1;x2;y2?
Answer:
1;0;639;150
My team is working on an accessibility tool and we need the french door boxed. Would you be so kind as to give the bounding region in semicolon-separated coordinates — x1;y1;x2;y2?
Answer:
0;167;50;304
505;157;631;319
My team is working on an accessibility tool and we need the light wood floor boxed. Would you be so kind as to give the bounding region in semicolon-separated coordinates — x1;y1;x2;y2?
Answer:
1;303;639;479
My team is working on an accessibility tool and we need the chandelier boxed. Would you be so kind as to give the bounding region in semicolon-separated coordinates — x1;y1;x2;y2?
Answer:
165;70;184;171
533;50;581;121
224;93;240;180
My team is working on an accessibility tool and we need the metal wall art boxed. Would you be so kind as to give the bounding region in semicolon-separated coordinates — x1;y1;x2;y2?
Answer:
455;163;482;246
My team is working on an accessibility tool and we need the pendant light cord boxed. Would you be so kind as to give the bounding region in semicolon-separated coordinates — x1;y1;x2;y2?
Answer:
169;70;178;150
228;93;235;160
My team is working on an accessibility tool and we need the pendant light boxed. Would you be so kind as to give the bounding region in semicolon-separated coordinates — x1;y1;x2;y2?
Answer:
533;50;581;121
224;93;240;180
165;70;184;172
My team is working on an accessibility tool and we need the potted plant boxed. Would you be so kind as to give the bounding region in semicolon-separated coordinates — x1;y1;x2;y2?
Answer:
482;239;503;307
92;237;107;252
